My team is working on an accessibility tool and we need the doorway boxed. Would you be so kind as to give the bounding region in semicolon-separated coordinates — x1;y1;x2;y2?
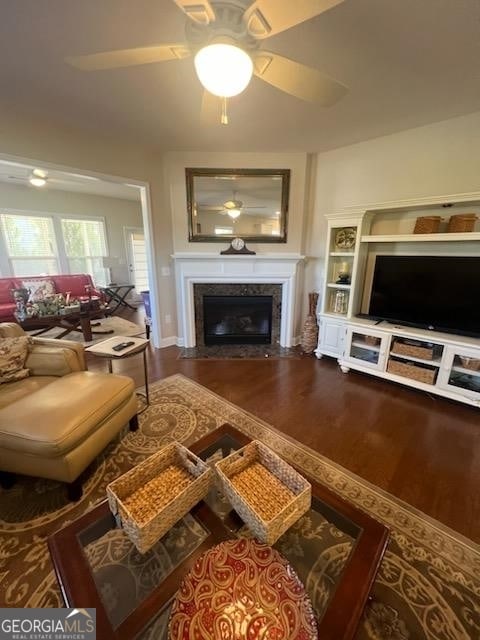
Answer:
125;227;149;292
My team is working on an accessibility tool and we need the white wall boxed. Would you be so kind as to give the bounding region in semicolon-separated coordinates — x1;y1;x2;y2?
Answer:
0;182;142;285
306;110;480;299
164;151;309;255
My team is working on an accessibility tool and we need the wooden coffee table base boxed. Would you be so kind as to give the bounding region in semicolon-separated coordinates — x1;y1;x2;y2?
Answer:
19;309;113;342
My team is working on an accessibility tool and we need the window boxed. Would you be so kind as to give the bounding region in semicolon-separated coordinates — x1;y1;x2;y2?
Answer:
62;218;107;286
0;213;59;275
214;226;234;235
0;212;109;286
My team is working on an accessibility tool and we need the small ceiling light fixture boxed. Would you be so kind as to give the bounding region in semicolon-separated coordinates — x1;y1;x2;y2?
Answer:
194;42;253;124
29;168;48;187
227;208;241;220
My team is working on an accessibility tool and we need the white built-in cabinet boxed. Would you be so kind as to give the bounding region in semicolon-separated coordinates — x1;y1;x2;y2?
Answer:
315;193;480;408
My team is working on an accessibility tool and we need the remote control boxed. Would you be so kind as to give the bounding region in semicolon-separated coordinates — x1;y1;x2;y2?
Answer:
112;341;135;352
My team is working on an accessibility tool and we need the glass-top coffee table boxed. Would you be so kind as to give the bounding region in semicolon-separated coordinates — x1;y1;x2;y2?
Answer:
48;424;388;640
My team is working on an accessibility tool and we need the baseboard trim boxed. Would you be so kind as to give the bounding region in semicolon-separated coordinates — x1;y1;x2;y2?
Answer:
160;336;178;348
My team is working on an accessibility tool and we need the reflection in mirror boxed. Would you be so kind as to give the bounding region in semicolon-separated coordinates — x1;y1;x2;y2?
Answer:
186;168;289;242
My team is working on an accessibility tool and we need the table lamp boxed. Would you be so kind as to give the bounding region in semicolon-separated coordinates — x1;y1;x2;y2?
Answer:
102;256;119;285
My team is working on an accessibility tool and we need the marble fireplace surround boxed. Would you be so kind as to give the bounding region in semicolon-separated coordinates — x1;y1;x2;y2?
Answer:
194;283;282;347
172;254;305;348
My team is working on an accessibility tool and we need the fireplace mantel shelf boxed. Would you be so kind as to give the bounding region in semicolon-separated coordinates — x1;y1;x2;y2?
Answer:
172;253;305;261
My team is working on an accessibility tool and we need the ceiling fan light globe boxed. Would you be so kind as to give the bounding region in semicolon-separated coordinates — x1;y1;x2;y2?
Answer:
29;176;47;187
227;208;241;219
194;44;253;97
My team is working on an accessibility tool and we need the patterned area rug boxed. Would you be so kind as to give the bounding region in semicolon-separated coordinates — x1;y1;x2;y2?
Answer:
0;374;479;640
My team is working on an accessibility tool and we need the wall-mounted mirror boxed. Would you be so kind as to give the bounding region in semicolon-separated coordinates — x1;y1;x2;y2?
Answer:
186;168;290;243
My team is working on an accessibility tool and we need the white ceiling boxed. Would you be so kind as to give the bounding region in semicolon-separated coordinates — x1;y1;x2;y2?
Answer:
0;160;141;200
0;0;479;153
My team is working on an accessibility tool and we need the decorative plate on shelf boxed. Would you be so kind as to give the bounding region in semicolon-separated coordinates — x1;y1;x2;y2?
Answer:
168;537;318;640
335;227;357;250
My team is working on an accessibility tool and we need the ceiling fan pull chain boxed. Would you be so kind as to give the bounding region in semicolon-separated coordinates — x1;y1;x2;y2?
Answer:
221;96;229;125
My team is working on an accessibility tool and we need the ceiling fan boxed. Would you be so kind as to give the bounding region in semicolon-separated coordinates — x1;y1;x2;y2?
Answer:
66;0;348;124
201;192;268;218
6;168;49;188
2;165;102;189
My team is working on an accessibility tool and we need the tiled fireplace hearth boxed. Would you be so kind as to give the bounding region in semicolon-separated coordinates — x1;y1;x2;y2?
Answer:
172;254;305;348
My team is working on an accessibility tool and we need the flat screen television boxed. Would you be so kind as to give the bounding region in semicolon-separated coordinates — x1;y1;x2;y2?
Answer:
365;255;480;338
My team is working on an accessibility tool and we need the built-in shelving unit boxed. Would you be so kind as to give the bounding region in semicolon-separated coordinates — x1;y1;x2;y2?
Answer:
315;193;480;407
338;320;480;407
326;283;351;289
361;232;480;243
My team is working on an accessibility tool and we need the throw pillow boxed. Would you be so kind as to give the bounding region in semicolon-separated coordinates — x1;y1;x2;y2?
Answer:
0;336;31;384
21;279;56;302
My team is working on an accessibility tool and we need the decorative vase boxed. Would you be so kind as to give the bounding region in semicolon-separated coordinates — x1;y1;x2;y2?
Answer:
301;292;319;354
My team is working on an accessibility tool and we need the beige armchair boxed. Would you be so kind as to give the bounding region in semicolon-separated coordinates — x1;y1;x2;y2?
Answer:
0;323;138;500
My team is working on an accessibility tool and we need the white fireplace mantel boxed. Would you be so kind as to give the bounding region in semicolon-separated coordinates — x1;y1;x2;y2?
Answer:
172;253;305;347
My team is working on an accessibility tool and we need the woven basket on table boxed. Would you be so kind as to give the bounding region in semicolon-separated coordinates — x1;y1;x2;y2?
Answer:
215;440;311;545
301;292;319;354
413;216;443;234
107;442;212;553
447;214;478;233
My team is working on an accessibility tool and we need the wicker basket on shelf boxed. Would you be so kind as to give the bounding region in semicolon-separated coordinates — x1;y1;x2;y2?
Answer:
107;442;212;553
391;340;435;360
215;440;311;545
458;356;480;371
413;216;443;234
447;214;478;233
387;359;436;385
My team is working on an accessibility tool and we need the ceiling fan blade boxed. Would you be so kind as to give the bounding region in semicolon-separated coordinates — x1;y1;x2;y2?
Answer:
200;91;223;125
253;51;347;106
173;0;215;25
66;44;190;71
244;0;344;39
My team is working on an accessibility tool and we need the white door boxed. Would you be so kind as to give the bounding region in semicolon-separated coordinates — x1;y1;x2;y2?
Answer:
317;316;346;358
125;227;149;293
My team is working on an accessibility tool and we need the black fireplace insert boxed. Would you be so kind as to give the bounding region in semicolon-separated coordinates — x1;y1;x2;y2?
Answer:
203;295;273;345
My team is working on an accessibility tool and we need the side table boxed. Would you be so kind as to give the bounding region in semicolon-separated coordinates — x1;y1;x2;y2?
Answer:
86;336;150;412
100;284;136;313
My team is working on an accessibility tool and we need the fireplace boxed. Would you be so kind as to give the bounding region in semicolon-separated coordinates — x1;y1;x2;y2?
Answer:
203;295;273;345
193;283;282;347
173;254;304;348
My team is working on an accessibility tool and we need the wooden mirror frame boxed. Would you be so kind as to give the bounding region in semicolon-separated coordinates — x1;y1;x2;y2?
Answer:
186;167;290;243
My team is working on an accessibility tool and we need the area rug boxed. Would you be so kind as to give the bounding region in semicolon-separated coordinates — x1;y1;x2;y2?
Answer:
0;374;479;640
27;315;144;344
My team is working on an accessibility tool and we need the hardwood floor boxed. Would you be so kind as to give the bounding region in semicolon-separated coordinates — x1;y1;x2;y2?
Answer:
87;309;480;543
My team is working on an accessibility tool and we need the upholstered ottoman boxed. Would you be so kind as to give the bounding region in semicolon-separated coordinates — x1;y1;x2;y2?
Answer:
0;371;138;500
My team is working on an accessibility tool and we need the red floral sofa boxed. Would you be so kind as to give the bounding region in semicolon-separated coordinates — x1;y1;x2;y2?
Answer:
0;274;102;322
